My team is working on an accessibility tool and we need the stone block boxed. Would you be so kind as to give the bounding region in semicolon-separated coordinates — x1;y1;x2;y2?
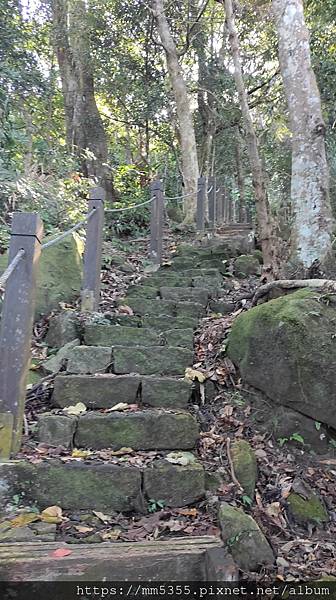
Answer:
113;346;193;376
160;287;209;306
37;414;77;448
67;346;112;374
53;374;141;408
141;377;192;408
161;329;194;350
84;324;161;347
143;460;205;507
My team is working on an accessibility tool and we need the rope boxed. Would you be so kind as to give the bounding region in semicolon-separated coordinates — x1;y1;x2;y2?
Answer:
207;186;213;194
165;189;200;200
41;209;96;251
0;249;25;289
105;197;154;213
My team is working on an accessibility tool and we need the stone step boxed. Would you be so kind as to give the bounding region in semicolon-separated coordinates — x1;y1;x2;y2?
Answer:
160;287;209;306
113;345;193;376
118;297;176;317
84;324;161;347
53;374;192;409
0;537;234;582
0;457;205;512
37;409;199;451
76;410;199;451
66;345;193;376
160;328;194;349
143;315;198;331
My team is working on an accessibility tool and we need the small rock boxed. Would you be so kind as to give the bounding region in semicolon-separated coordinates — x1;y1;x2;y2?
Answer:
218;502;274;572
37;413;77;448
230;439;257;499
43;339;80;374
287;492;329;526
45;311;79;348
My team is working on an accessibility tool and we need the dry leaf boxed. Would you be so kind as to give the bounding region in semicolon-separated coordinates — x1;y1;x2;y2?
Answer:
100;528;122;541
40;506;63;524
92;511;111;524
71;449;92;458
166;451;196;466
177;508;198;518
51;548;72;558
118;305;134;315
185;367;207;383
108;402;129;412
63;402;87;415
10;513;40;528
74;525;94;534
110;447;134;456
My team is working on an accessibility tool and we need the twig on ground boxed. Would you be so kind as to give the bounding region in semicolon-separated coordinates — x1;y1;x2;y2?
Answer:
226;437;244;492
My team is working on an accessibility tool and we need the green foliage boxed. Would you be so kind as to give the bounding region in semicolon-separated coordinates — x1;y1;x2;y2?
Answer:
147;499;165;513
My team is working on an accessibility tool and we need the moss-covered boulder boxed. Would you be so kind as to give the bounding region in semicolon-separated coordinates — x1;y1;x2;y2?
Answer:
230;440;257;499
45;311;80;348
234;254;260;277
0;232;84;317
218;502;274;572
287;492;329;526
227;290;336;429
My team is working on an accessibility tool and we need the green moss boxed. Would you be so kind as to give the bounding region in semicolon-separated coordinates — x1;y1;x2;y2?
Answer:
230;440;257;499
234;255;260;277
287;492;329;525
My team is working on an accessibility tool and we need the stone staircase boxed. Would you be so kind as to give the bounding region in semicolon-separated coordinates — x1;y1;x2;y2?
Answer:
0;234;254;580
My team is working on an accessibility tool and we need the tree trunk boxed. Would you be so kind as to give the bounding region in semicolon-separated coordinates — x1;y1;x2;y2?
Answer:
234;126;246;222
51;0;115;200
151;0;199;223
273;0;334;272
224;0;276;274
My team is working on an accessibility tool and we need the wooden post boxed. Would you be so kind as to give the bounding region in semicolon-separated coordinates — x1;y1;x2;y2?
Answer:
150;180;164;265
208;176;216;230
196;177;206;232
0;213;43;457
216;187;223;224
81;187;105;312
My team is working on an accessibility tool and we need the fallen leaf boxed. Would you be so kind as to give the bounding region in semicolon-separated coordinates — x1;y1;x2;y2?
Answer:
118;305;134;315
108;402;129;412
71;449;92;458
74;525;94;534
100;528;122;541
40;506;63;524
185;368;207;383
50;548;73;558
10;513;40;528
177;508;198;518
166;451;196;466
63;402;87;415
110;447;134;456
92;511;111;524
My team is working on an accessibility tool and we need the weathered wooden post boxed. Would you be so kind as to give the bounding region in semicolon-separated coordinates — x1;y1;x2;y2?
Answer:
0;213;43;457
81;186;105;312
150;180;164;264
208;176;216;230
196;176;206;232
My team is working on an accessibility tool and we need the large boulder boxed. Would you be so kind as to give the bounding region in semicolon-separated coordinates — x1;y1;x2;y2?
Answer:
227;290;336;430
0;232;84;318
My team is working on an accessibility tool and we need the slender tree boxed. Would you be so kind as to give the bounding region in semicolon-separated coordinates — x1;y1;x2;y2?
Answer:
273;0;334;272
151;0;199;223
223;0;276;274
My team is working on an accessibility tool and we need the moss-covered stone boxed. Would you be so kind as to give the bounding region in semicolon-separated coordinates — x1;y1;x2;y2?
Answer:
209;300;235;315
84;324;161;347
67;346;112;374
0;461;144;512
204;471;225;492
127;286;159;299
106;315;142;327
196;259;228;275
253;249;263;264
0;413;13;460
113;346;193;376
53;374;141;408
170;257;197;271
218;502;274;572
75;410;199;450
287;492;329;525
227;289;336;429
143;315;197;331
43;339;81;374
161;328;194;350
234;254;260;277
143;460;205;507
141;377;192;408
160;287;209;307
45;311;80;348
118;297;176;317
175;302;205;319
37;414;77;448
230;440;257;499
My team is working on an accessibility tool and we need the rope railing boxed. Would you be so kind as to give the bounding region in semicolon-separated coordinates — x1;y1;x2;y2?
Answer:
165;189;200;201
105;197;154;213
0;249;25;289
41;208;96;251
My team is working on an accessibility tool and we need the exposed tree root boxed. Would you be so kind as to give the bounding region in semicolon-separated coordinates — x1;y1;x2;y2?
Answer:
252;279;336;306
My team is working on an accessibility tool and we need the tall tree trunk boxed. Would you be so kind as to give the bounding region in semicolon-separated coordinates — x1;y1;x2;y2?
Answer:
51;0;115;200
273;0;334;272
224;0;276;273
151;0;199;223
235;126;246;222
